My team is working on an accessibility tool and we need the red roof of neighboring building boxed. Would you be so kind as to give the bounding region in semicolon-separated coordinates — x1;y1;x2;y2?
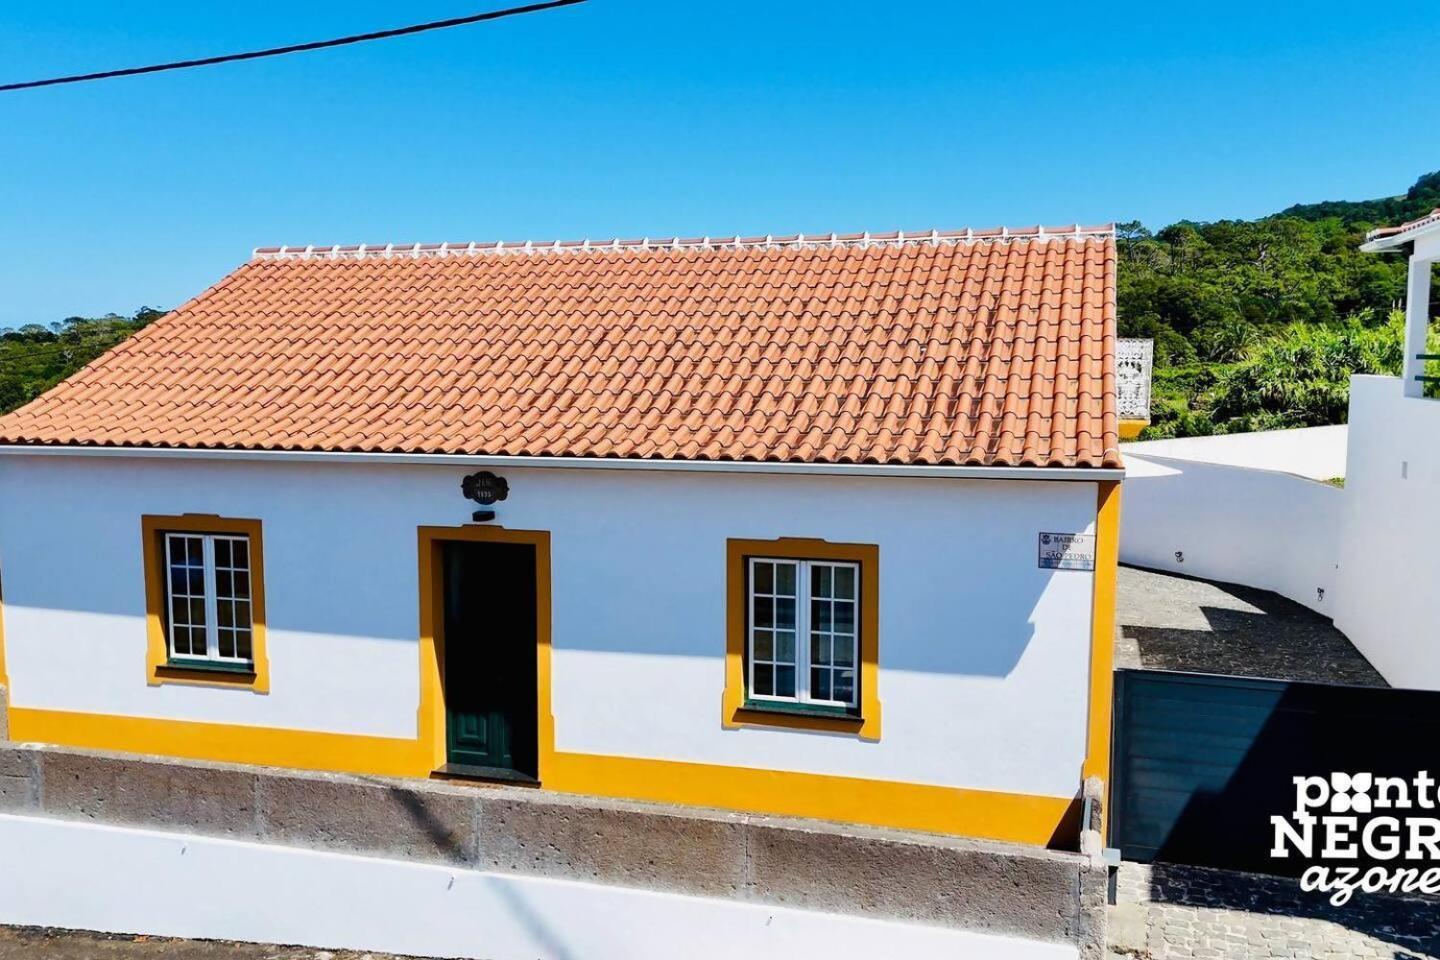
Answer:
0;228;1121;469
1365;208;1440;242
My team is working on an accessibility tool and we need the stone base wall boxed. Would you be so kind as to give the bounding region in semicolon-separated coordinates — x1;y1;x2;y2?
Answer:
0;742;1105;956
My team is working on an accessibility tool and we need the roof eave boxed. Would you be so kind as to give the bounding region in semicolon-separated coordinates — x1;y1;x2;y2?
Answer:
0;443;1126;481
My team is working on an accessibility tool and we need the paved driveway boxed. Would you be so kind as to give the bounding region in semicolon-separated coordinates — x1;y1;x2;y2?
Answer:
1109;862;1440;959
1116;565;1384;686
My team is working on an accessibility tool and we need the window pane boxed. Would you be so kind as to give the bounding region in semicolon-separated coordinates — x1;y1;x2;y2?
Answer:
834;669;856;704
833;635;855;667
775;665;796;699
234;600;252;631
754;596;773;628
753;664;774;697
188;627;207;654
233;571;250;600
812;598;832;632
219;628;236;660
775;630;795;663
171;597;189;627
753;629;773;661
217;600;234;629
775;597;795;630
834;565;855;599
834;600;855;634
216;569;232;597
811;633;832;666
775;562;796;594
812;564;831;597
188;568;205;594
189;598;207;627
812;668;832;702
232;539;248;567
215;539;231;567
753;561;773;594
234;629;252;662
170;567;188;596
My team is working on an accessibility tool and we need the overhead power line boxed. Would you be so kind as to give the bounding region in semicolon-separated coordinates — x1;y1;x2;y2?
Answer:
0;0;585;93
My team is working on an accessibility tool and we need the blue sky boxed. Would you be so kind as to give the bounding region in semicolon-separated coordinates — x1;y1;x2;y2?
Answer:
1;2;1437;327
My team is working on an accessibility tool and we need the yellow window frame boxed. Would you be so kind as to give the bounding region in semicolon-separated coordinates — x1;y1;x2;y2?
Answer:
723;537;880;739
142;514;269;693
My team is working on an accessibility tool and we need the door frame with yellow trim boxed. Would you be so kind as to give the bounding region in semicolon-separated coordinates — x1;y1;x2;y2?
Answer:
416;525;554;782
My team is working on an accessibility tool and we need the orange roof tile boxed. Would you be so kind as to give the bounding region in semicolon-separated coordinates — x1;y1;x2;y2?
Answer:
0;229;1121;469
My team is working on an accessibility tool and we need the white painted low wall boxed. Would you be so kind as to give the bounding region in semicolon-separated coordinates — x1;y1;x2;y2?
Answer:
1334;376;1440;689
1122;424;1348;481
0;814;1074;960
1121;454;1342;614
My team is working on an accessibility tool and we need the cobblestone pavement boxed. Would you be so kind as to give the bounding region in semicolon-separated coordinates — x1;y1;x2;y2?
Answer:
1115;566;1385;686
1109;862;1440;959
0;926;431;960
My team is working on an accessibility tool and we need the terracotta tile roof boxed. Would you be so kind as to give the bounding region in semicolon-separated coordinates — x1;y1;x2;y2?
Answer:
0;228;1121;469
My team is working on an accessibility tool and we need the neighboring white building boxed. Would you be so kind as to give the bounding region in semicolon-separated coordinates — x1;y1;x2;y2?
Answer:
0;228;1124;848
1333;211;1440;687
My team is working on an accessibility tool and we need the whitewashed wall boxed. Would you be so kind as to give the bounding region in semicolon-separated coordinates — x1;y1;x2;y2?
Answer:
0;815;1074;960
0;455;1098;799
1123;425;1348;481
1334;375;1440;689
1120;454;1342;613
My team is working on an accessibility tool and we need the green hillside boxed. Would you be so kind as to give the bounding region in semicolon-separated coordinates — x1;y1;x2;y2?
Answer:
0;309;164;414
2;174;1438;431
1122;171;1440;437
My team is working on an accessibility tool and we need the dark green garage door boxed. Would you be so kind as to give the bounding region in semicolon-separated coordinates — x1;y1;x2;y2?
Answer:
1110;669;1440;877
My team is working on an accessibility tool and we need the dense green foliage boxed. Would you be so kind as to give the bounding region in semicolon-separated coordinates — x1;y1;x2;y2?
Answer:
0;309;164;414
1121;171;1440;437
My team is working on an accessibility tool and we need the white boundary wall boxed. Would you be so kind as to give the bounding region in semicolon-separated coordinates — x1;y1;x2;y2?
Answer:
0;814;1075;960
1334;376;1440;689
1120;454;1342;614
1123;425;1348;481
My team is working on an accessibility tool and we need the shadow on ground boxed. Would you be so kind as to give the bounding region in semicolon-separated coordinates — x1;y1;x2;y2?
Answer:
1116;565;1385;686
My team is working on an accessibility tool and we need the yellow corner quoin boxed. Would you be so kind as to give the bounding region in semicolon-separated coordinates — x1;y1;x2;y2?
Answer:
141;514;270;694
722;537;881;740
1083;480;1122;835
6;519;1078;848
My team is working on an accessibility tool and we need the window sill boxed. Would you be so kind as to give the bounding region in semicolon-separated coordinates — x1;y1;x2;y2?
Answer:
740;699;862;723
153;658;260;689
164;658;257;676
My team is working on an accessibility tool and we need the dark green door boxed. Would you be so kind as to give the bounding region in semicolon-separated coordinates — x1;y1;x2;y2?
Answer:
441;541;539;779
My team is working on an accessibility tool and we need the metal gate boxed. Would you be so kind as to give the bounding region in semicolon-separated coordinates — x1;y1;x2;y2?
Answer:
1109;668;1440;876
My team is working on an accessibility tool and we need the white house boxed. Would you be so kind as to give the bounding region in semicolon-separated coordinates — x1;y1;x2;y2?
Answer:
0;228;1122;848
1333;209;1440;686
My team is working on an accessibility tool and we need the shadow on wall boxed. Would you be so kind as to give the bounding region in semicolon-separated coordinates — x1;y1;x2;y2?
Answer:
560;547;1065;679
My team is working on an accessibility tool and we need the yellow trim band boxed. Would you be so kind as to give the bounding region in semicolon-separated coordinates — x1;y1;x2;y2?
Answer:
7;706;1072;845
1083;480;1121;837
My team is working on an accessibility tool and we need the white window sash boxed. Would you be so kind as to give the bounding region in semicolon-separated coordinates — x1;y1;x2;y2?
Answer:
747;557;859;709
164;532;252;665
